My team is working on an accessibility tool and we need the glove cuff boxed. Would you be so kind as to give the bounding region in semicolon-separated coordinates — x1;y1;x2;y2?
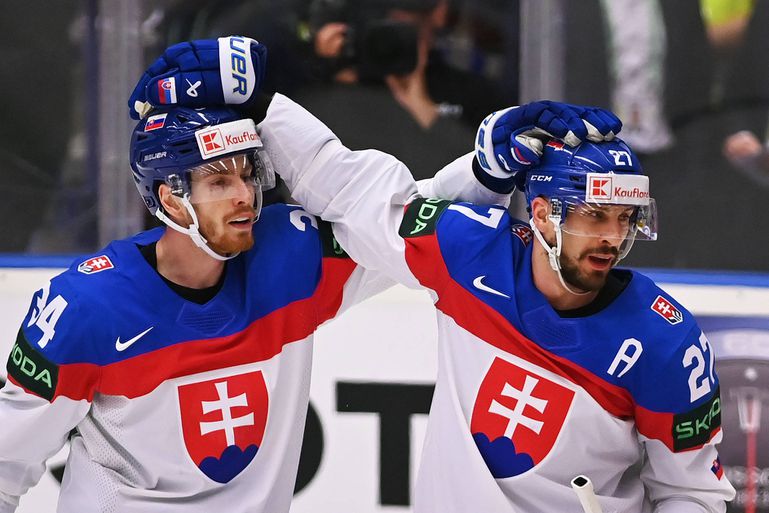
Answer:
472;156;517;194
474;106;516;179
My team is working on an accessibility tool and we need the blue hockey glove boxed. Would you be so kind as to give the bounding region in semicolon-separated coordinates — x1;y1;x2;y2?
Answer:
474;101;622;191
572;104;622;142
129;36;267;119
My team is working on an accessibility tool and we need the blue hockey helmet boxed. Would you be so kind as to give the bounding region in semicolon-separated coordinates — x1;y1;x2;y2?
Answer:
130;106;275;218
129;106;276;261
521;137;657;282
523;137;657;242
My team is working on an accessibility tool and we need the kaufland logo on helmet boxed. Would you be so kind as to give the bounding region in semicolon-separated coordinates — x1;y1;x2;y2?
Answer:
198;129;225;157
589;176;612;199
195;119;261;160
586;173;650;205
225;131;259;146
614;187;649;200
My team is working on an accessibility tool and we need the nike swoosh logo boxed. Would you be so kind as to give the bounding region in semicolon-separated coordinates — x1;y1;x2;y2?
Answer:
186;79;201;97
115;326;154;352
472;275;510;299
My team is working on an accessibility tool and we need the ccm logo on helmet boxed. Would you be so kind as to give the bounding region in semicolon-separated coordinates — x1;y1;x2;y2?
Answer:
529;175;552;182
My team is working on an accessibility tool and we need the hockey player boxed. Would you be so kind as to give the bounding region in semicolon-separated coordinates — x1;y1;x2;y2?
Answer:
0;38;621;513
132;38;737;512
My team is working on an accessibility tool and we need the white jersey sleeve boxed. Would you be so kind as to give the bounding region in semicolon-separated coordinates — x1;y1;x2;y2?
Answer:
259;93;509;293
0;279;92;505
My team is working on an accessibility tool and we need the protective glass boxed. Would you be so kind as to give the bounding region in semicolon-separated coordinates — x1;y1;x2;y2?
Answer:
551;196;658;261
186;150;275;206
558;197;658;242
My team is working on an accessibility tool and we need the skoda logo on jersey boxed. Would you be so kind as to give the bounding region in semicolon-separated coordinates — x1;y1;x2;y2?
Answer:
177;370;269;483
470;357;574;478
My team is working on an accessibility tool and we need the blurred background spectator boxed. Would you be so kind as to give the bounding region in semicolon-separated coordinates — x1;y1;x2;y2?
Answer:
2;0;769;273
295;0;512;179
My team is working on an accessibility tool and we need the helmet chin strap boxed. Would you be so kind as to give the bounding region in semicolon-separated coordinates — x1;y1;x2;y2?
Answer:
155;194;239;262
528;215;591;297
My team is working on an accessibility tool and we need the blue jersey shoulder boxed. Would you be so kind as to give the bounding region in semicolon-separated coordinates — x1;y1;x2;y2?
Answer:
433;202;532;303
594;271;717;414
19;211;334;368
435;202;531;270
19;228;166;366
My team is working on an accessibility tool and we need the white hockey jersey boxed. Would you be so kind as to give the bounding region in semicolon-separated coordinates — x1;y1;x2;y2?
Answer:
0;130;507;511
259;93;736;513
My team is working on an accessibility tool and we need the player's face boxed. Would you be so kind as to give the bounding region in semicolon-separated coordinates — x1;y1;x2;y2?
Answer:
556;204;634;292
189;155;258;254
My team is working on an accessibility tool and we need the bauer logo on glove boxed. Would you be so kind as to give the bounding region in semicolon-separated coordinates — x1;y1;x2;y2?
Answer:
129;35;267;119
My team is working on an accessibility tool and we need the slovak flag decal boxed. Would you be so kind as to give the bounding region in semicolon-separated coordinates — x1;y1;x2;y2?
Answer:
157;77;177;104
470;357;574;478
178;370;268;483
651;295;683;325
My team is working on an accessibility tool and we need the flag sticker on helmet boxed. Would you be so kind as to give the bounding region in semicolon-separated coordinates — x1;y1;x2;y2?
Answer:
144;113;167;132
194;118;263;160
157;77;177;105
585;173;650;206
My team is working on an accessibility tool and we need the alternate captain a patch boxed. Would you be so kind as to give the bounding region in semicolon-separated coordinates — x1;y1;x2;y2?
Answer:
470;357;574;478
178;370;268;483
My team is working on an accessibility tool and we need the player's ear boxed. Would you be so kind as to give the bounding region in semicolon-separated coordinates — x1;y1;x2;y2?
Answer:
158;183;188;224
530;197;550;232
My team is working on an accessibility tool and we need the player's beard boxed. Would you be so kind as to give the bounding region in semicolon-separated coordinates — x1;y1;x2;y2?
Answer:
559;245;618;292
198;210;256;256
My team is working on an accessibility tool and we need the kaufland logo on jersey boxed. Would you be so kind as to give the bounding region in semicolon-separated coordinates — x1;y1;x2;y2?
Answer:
651;295;683;325
586;173;650;206
77;255;114;274
470;357;574;478
195;119;262;160
178;370;268;483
